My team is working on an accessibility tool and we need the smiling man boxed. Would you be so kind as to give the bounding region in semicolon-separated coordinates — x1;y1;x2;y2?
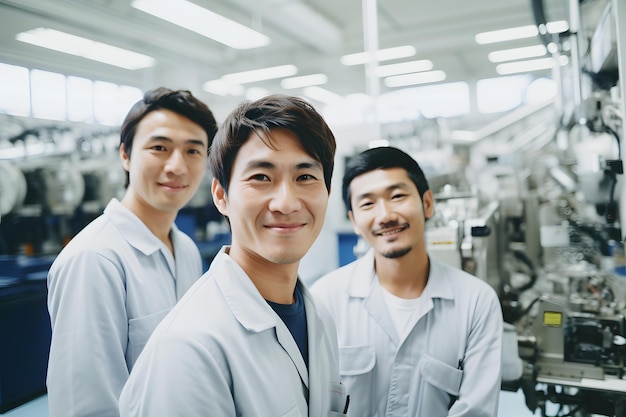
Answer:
311;146;503;417
46;87;217;417
119;95;348;416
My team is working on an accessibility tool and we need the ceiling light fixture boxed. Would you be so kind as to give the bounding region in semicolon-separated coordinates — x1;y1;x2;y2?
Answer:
222;65;298;84
488;45;547;62
15;28;155;70
374;59;433;77
384;70;446;87
131;0;270;49
341;45;416;66
496;56;568;75
475;20;568;44
281;74;328;89
303;86;341;104
202;79;244;96
245;87;269;101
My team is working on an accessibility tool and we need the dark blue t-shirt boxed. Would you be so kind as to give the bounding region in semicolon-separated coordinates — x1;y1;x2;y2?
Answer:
266;286;309;368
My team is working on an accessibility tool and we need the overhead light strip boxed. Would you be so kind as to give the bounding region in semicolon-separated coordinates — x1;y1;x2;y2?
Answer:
15;28;155;70
475;20;569;44
281;74;328;89
488;45;547;63
384;70;447;87
341;45;416;66
496;56;568;75
222;65;298;83
303;86;341;104
203;64;299;96
203;80;244;96
131;0;270;49
375;59;433;77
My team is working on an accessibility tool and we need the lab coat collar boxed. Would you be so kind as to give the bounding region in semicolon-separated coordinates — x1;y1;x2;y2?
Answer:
423;255;455;301
211;247;312;389
346;249;378;298
347;249;455;302
103;198;168;256
210;248;278;332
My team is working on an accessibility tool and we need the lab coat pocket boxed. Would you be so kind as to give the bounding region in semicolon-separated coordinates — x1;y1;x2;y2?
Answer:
339;346;376;417
408;355;463;415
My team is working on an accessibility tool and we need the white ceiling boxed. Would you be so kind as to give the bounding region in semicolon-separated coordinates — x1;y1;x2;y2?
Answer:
0;0;570;117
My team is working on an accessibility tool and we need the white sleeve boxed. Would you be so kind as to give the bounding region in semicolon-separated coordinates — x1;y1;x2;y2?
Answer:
47;251;128;417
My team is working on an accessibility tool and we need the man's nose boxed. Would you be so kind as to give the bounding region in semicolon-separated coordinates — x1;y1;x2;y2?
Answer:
268;181;302;214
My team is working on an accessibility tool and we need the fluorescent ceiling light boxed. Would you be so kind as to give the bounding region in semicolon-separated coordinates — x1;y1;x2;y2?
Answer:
15;28;155;70
202;79;244;96
375;59;433;77
131;0;269;49
496;56;568;75
341;45;416;66
303;86;341;104
245;87;269;101
475;26;538;44
222;65;298;84
281;74;328;89
384;70;446;87
475;20;569;44
488;45;547;62
545;21;569;34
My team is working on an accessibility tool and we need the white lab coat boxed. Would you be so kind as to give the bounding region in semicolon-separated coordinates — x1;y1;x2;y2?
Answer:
310;249;503;417
47;198;203;417
119;247;348;417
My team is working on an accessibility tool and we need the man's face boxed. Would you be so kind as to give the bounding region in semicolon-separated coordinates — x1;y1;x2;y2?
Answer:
212;128;329;266
348;167;434;259
120;109;208;217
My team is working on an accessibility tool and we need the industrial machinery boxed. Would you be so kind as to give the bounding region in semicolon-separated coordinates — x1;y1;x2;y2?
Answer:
357;1;626;415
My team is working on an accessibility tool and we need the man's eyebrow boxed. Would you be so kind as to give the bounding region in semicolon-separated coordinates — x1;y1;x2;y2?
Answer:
147;136;206;147
353;182;410;201
243;160;275;170
295;161;323;170
243;160;322;171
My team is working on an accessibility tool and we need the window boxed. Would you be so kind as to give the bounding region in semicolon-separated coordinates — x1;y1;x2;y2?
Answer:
31;69;67;120
378;82;470;121
67;76;94;123
525;77;557;104
0;63;30;116
476;75;529;114
0;60;142;126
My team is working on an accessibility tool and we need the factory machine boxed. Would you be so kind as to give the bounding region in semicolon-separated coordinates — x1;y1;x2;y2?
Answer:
419;0;626;415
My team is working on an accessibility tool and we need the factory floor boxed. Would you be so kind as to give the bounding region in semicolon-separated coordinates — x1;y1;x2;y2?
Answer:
1;389;554;416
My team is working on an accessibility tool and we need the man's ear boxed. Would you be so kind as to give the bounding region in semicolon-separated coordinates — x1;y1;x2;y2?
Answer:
422;189;435;220
119;144;130;171
347;211;361;236
211;178;228;216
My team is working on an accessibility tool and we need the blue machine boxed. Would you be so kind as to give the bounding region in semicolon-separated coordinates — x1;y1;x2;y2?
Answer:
0;255;54;413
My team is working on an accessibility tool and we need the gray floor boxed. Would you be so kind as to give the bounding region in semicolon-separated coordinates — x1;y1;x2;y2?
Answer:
2;390;543;416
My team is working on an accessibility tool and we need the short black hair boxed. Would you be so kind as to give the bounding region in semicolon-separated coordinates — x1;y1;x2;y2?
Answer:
209;94;336;193
119;87;217;187
342;146;430;212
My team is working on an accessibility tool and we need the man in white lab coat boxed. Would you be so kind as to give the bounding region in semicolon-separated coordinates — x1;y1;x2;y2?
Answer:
119;95;348;416
46;87;217;417
311;146;503;416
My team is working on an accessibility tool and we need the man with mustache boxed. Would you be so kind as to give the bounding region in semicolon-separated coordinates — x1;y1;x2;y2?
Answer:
311;146;503;416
